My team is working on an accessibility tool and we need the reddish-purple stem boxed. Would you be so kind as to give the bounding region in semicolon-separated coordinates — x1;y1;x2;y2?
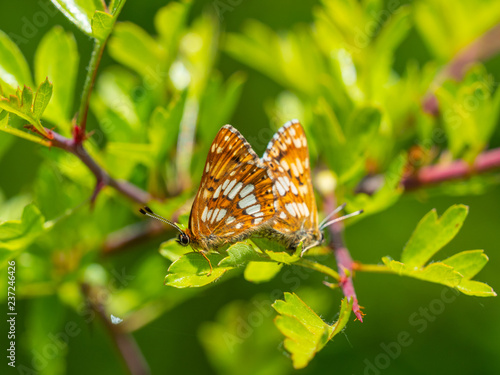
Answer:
47;128;152;204
403;147;500;190
325;195;364;322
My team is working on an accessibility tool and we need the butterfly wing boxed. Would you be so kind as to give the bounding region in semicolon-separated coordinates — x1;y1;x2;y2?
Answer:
262;120;319;239
188;125;276;250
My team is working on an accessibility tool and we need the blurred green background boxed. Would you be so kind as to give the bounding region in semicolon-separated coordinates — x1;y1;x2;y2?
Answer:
1;0;499;374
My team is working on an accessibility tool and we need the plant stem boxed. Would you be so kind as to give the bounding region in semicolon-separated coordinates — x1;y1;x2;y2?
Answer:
47;128;152;204
81;283;151;375
324;194;364;322
297;258;340;280
403;147;500;190
355;146;500;194
353;262;392;273
77;40;105;135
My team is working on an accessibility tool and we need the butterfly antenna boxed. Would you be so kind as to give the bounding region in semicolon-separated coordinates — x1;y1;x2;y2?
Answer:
319;203;347;228
320;209;364;230
139;206;185;235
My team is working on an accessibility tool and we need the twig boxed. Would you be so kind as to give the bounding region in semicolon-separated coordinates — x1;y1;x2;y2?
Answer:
46;128;152;204
423;22;500;115
77;40;105;136
81;283;150;375
324;195;364;322
356;147;500;194
402;147;500;190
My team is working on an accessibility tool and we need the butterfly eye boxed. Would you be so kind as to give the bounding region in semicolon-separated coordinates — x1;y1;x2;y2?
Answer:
178;233;190;246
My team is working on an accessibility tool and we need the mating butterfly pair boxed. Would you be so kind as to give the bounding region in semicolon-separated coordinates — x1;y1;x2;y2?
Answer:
141;120;361;271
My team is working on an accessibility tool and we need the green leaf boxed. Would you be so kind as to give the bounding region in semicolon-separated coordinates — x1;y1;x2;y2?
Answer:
159;238;192;262
0;30;33;94
441;250;489;279
164;252;228;288
244;262;283;283
0;111;51;146
0;203;48;267
108;22;164;79
92;10;115;41
35;26;78;128
401;205;468;268
50;0;105;36
455;280;497;297
273;293;352;369
33;78;53;120
218;242;262;268
0;83;52;137
265;251;300;264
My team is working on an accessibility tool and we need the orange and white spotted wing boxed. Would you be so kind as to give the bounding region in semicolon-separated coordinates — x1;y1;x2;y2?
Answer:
188;125;276;249
262;120;320;236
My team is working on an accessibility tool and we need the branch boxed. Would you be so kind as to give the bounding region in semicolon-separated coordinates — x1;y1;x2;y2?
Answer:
81;283;151;375
324;195;364;322
403;147;500;190
46;128;152;204
77;40;105;136
423;22;500;115
356;147;500;194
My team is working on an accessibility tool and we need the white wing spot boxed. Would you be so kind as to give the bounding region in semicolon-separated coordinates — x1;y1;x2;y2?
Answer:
279;211;287;219
285;203;296;217
296;157;304;174
210;208;220;224
245;204;261;215
213;185;222;199
239;184;255;198
235;223;243;229
293;137;302;148
205;162;210;173
228;182;243;200
290;182;299;195
290;163;299;177
305;157;309;169
222;179;230;190
280;159;289;170
302;202;310;217
217;146;224;154
276;180;286;196
201;207;208;222
224;135;229;141
238;194;256;209
223;179;237;196
289;127;296;136
216;209;227;222
206;209;213;222
253;211;264;217
211;144;216;152
293;202;302;217
253;218;263;225
226;216;235;224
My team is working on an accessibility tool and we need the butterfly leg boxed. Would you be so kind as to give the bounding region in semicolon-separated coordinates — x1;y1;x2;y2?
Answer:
199;251;213;276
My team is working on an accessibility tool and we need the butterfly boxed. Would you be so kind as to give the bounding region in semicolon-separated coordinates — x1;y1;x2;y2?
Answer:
141;120;362;272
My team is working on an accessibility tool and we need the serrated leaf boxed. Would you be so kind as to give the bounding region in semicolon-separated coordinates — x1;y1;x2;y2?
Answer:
35;26;78;127
164;252;228;288
92;10;115;41
33;78;53;119
273;293;352;369
50;0;105;36
0;203;48;268
0;84;50;136
0;30;33;94
441;250;489;279
401;205;469;268
244;261;282;283
218;242;262;268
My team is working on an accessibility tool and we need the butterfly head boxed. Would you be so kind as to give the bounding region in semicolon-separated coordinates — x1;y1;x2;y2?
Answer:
176;232;190;247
